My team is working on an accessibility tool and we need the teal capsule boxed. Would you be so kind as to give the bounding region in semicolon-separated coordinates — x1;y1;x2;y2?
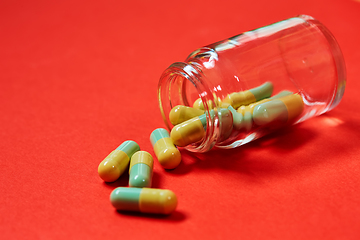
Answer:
129;151;154;188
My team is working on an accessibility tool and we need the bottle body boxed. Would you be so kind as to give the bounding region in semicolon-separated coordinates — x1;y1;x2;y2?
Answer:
158;15;346;152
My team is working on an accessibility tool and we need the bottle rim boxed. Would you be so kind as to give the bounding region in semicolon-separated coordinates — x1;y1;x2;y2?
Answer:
158;62;217;152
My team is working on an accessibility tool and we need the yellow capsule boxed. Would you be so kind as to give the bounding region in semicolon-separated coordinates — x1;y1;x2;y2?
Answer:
150;128;181;169
223;82;274;109
170;115;206;147
253;93;304;126
169;105;204;125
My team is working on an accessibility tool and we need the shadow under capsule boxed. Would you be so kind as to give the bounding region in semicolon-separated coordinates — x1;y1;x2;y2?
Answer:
115;209;187;222
102;171;130;189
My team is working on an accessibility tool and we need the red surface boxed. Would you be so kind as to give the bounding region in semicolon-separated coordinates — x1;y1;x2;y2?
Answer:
1;0;360;239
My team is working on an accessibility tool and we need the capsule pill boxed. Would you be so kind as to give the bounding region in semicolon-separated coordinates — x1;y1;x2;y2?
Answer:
193;94;222;110
237;90;293;115
129;151;154;188
169;105;204;125
98;140;140;182
110;187;178;215
252;93;304;126
150;128;181;169
223;82;274;109
170;113;207;147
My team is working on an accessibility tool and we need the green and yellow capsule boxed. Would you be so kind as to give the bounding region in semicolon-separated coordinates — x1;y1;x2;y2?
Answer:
253;93;304;126
170;108;233;147
237;90;293;115
129;151;154;188
222;82;274;109
98;140;140;182
228;91;293;131
150;128;181;169
169;105;204;125
170;113;208;147
110;187;177;215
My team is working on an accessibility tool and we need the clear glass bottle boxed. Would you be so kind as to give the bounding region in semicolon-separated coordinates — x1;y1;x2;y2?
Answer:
158;15;346;152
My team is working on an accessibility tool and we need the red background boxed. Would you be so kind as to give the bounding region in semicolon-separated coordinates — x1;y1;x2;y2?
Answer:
1;0;360;239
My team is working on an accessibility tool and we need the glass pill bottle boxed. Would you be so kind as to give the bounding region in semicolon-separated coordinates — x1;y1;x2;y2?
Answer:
158;15;346;153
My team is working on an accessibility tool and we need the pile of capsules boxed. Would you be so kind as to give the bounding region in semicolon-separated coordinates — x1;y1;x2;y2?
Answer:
98;81;305;215
169;82;304;147
98;128;181;215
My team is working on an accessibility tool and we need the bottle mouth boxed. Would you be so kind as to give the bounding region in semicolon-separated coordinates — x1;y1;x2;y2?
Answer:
158;62;217;152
